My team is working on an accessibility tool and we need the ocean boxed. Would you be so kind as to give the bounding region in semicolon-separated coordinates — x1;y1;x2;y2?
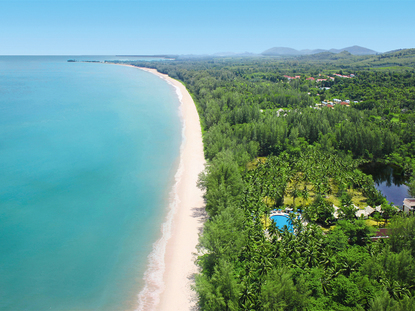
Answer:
0;56;182;310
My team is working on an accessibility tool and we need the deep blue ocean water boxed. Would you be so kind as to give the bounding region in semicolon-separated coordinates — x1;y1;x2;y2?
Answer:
0;57;182;310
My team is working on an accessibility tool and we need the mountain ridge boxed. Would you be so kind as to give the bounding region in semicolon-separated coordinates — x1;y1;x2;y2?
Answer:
262;45;377;56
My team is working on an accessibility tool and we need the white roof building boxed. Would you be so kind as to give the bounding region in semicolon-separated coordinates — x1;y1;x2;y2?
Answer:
403;198;415;214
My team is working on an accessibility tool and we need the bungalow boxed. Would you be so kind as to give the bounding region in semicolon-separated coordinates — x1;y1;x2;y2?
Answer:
403;198;415;214
356;206;375;219
372;228;390;241
306;77;315;81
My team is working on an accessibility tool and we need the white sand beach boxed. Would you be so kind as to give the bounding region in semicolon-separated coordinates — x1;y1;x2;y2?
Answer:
129;67;206;311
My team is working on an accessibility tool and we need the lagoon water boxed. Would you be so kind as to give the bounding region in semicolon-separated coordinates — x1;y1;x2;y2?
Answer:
361;163;410;206
0;57;182;310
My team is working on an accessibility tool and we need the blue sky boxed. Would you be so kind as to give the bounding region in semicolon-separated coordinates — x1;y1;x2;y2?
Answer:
0;0;414;55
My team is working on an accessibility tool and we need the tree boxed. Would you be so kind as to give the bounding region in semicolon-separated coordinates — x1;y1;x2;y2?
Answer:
369;288;397;311
409;176;415;197
373;212;383;227
329;275;363;309
304;194;335;226
260;267;310;310
381;202;398;224
327;227;349;252
196;259;241;311
198;150;243;216
388;216;415;257
337;219;373;246
338;191;358;220
197;205;247;276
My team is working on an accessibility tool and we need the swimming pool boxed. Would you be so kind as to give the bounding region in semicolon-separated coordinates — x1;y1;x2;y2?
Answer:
270;214;294;231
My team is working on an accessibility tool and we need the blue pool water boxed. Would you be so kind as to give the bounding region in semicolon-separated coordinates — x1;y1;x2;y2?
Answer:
0;57;182;310
270;214;293;231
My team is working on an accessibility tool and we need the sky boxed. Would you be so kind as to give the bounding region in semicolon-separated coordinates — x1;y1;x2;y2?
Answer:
0;0;414;55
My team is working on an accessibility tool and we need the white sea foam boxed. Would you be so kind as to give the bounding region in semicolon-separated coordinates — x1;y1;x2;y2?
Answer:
136;76;186;311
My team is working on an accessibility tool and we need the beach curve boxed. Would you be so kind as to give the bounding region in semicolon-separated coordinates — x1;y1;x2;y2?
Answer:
128;67;205;311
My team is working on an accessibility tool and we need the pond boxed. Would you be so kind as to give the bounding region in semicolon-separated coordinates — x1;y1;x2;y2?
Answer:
360;163;410;206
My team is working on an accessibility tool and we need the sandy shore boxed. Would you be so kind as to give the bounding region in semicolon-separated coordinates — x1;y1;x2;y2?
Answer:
130;67;206;310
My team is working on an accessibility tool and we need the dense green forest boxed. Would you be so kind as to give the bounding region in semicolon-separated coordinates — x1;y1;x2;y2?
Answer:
120;50;415;310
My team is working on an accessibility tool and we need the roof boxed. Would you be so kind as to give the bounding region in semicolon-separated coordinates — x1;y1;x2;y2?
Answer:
372;228;390;240
283;75;300;80
404;198;415;209
355;205;375;218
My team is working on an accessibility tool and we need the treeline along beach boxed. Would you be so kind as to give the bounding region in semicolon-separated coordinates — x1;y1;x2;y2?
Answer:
122;49;415;310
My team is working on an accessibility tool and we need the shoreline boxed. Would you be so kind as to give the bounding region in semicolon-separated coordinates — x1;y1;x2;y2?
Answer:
126;66;206;310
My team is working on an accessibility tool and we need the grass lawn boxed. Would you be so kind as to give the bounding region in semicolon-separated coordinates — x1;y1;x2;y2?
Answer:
283;180;368;209
365;218;386;228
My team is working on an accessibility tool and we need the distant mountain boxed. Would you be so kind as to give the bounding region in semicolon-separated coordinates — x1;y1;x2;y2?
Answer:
262;45;377;56
334;46;377;55
384;48;405;54
212;51;258;57
262;47;301;56
300;49;326;55
213;52;238;56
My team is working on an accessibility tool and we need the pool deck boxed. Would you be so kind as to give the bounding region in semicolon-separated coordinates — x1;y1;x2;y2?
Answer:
270;210;289;217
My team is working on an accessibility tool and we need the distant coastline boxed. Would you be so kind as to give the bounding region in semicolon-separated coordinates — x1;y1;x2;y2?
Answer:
115;55;177;60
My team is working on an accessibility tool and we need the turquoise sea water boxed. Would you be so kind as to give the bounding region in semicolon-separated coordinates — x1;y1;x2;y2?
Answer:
0;57;182;310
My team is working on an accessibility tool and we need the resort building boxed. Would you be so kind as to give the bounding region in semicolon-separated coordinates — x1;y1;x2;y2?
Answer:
403;198;415;214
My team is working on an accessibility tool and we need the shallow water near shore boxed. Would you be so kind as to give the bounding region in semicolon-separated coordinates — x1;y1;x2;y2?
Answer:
0;57;182;310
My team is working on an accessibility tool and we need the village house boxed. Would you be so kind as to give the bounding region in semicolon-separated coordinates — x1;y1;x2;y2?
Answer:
284;75;301;80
